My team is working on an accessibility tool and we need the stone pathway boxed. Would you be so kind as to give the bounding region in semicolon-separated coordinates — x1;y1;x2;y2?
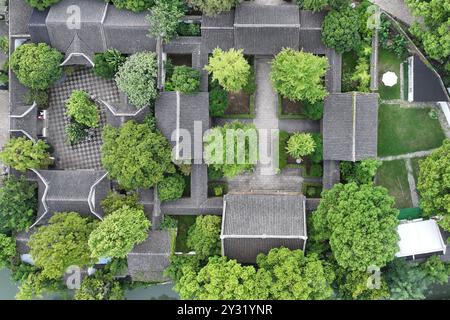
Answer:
405;158;419;207
369;0;419;26
378;149;435;161
370;6;380;92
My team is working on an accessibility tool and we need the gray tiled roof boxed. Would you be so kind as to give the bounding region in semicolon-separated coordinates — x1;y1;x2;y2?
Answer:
10;104;38;140
323;92;379;161
127;230;171;282
9;0;33;36
201;10;235;52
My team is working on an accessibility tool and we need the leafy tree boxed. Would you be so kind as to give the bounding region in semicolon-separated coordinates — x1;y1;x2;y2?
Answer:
271;48;329;103
186;0;240;16
204;121;258;178
322;8;362;53
257;248;335;300
175;256;271;300
310;133;323;164
351;56;371;92
297;0;350;11
115;52;158;108
65;122;88;145
101;121;175;190
88;206;150;259
0;234;16;269
340;159;382;185
75;273;124;300
205;48;250;93
385;256;450;300
209;81;228;117
0;137;52;172
101;191;144;216
186;215;221;260
168;66;201;94
109;0;155;12
286;132;316;160
93;49;126;79
29;213;98;280
311;183;399;271
304;100;324;120
0;176;37;234
66;90;99;128
10;43;63;90
416;140;450;230
165;254;201;284
25;0;60;10
158;174;186;202
147;0;186;43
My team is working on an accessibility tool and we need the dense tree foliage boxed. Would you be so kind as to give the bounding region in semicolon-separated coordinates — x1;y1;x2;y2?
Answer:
186;0;240;16
88;206;150;259
101;121;175;190
147;0;186;43
0;234;16;269
385;256;450;300
75;273;124;300
115;52;158;108
256;248;335;300
311;183;399;271
340;159;382;185
205;48;251;93
204;121;258;178
65;90;99;128
0;176;37;234
416;140;450;231
108;0;155;12
406;0;450;62
25;0;60;10
101;191;144;216
167;65;201;93
158;174;186;202
187;215;221;260
271;48;329;103
29;213;98;280
286;132;316;160
322;8;362;54
93;49;126;80
10;43;63;90
296;0;351;11
0;137;52;172
334;267;390;300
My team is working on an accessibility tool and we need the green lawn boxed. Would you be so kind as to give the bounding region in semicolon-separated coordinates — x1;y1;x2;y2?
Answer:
376;160;413;209
378;104;445;157
171;215;196;253
378;48;402;100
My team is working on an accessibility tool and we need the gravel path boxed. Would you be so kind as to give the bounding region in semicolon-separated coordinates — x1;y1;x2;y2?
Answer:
378;149;435;161
405;158;419;207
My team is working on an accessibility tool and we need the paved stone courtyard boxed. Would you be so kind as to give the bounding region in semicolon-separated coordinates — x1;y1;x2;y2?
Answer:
47;67;120;170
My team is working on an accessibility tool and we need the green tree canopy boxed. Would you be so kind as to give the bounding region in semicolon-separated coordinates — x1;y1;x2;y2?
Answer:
0;234;16;269
0;176;37;234
270;48;329;103
147;0;186;43
340;159;382;185
187;215;221;260
101;191;144;216
296;0;351;11
65;90;99;128
10;43;63;90
75;273;124;300
311;183;399;271
88;206;150;259
186;0;239;16
93;49;126;80
205;48;251;93
416;140;450;231
0;137;52;172
334;267;390;300
176;256;271;300
101;121;175;190
321;8;362;54
29;213;98;280
109;0;155;12
204;121;258;178
115;52;158;108
286;132;316;160
158;174;186;202
256;248;335;300
169;65;201;94
25;0;60;10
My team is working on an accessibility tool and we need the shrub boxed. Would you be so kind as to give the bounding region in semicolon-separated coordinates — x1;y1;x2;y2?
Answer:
115;52;158;108
0;35;9;54
25;0;60;10
65;90;99;128
271;48;329;103
322;8;362;53
205;48;250;93
310;164;323;177
340;159;382;185
304;100;324;120
0;137;52;171
101;191;144;216
310;134;323;164
214;185;224;197
158;174;186;202
93;49;126;80
208;167;223;181
0;234;16;269
10;43;63;90
109;0;154;12
351;57;371;92
286;133;316;160
0;176;37;234
160;216;178;230
177;22;201;36
25;90;49;109
187;215;221;259
170;66;201;94
209;83;227;117
186;0;240;16
65;122;88;145
88;206;151;259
